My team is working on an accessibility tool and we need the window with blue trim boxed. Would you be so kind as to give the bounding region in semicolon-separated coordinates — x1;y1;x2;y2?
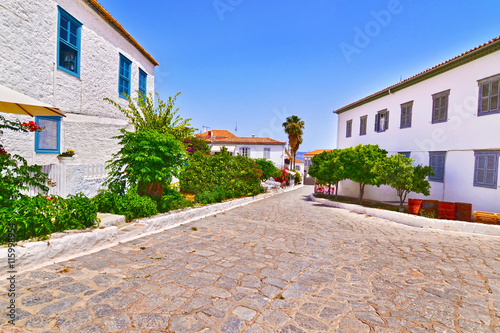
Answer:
473;151;499;189
346;119;352;138
400;101;412;128
57;7;82;77
478;75;500;116
119;54;132;98
139;69;147;96
428;151;446;182
432;90;449;123
35;117;61;154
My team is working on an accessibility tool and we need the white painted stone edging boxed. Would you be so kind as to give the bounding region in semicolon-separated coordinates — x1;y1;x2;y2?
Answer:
0;185;303;278
310;193;500;237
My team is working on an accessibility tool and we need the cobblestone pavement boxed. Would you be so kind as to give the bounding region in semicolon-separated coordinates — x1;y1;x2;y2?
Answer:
2;186;500;332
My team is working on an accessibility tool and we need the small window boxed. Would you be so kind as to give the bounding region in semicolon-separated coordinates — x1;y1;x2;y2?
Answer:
139;69;147;97
429;151;446;182
119;54;132;98
239;147;250;157
35;117;62;153
374;109;389;132
474;151;499;188
400;101;413;128
359;115;367;136
399;152;411;158
296;165;301;171
432;90;450;123
57;7;82;77
263;148;271;159
478;75;500;116
346;119;352;138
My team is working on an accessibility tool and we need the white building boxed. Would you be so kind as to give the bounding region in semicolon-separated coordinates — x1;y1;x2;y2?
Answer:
334;36;500;213
198;130;285;168
0;0;157;195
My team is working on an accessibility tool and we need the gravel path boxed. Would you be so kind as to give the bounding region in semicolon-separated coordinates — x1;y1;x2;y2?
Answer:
2;185;500;332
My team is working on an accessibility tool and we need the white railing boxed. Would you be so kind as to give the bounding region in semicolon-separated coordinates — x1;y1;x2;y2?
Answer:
84;164;107;179
26;164;66;197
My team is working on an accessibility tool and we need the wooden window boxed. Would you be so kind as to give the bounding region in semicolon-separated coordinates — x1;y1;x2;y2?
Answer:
359;115;367;135
346;119;352;138
263;148;271;159
374;110;389;132
474;151;499;189
119;54;132;98
432;90;450;123
57;7;82;77
400;101;413;128
478;75;500;116
428;151;446;182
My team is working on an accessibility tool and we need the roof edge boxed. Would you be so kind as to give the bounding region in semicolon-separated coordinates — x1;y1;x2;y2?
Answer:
334;36;500;114
85;0;159;66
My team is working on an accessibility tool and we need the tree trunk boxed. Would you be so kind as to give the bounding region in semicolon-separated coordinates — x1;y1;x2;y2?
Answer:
335;181;339;198
358;183;365;204
328;183;331;196
137;181;164;198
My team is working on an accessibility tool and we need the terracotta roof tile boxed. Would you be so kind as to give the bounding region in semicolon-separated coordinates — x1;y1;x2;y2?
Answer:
303;149;333;157
212;137;285;145
197;130;236;138
334;36;500;114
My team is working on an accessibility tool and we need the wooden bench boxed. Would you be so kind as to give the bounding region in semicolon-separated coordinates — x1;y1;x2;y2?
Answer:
474;211;500;225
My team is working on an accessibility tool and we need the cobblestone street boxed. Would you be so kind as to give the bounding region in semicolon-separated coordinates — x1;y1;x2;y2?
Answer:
2;186;500;332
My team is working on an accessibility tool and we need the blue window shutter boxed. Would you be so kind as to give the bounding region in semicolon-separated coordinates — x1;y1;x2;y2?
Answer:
374;113;380;132
384;111;389;130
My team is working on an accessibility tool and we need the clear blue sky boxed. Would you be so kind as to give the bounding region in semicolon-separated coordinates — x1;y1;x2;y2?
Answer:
98;0;499;152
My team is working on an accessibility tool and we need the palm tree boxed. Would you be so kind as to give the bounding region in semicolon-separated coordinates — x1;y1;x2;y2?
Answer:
282;115;305;170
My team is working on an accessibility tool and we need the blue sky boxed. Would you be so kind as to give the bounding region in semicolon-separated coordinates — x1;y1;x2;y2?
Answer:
98;0;499;152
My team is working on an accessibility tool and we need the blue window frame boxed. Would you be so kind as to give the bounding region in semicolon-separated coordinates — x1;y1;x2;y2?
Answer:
139;69;147;96
119;54;132;98
474;151;499;189
374;109;389;132
432;90;450;124
35;117;61;154
346;119;352;138
428;151;446;182
400;101;412;128
359;115;367;135
478;75;500;116
399;152;411;158
57;7;82;77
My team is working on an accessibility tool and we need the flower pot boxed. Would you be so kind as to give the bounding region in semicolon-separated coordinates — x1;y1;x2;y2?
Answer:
408;199;423;215
455;202;472;222
137;181;164;198
57;156;74;164
421;200;439;218
438;202;456;220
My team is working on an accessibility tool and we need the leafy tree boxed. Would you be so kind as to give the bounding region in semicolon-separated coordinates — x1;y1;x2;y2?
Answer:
343;144;388;203
308;150;346;197
105;92;196;142
373;154;434;211
282;115;304;170
105;129;186;197
184;136;210;155
255;158;280;180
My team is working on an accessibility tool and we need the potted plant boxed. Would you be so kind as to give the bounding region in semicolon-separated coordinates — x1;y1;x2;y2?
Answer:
57;149;75;163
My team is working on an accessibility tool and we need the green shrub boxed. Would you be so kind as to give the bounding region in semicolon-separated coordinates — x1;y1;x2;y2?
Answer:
291;169;302;183
0;194;98;244
255;158;279;180
154;188;192;212
94;189;158;221
180;149;262;199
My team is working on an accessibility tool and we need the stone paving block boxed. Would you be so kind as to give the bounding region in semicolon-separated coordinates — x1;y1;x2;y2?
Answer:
233;306;256;321
103;313;132;332
132;313;170;329
220;317;245;333
169;314;204;332
39;297;80;315
256;310;291;326
56;308;92;332
23;315;52;328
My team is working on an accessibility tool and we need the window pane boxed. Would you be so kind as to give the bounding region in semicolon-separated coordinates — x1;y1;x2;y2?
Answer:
37;118;58;150
486;170;495;184
482;83;490;97
60;27;68;41
477;169;485;183
70;22;77;35
481;98;489;112
60;16;68;30
491;96;498;111
69;34;77;46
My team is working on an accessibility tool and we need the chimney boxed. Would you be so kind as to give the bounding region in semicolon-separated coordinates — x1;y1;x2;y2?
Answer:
252;134;255;137
208;130;212;137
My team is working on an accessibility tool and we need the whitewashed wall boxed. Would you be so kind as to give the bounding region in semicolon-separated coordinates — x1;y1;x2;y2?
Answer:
0;0;155;166
336;50;500;213
211;143;285;168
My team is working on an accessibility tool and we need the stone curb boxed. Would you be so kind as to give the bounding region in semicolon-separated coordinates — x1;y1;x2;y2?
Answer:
310;193;500;237
0;185;303;278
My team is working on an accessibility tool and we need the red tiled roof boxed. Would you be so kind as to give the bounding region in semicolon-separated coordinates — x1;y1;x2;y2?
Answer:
334;36;500;114
85;0;159;66
303;149;333;157
197;130;236;139
211;137;285;145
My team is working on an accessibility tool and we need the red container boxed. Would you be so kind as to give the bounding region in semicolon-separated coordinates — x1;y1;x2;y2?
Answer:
438;202;456;220
455;202;472;222
408;199;423;215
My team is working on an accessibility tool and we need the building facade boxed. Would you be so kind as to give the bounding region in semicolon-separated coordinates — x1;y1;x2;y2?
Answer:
335;36;500;213
0;0;158;167
198;130;286;168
